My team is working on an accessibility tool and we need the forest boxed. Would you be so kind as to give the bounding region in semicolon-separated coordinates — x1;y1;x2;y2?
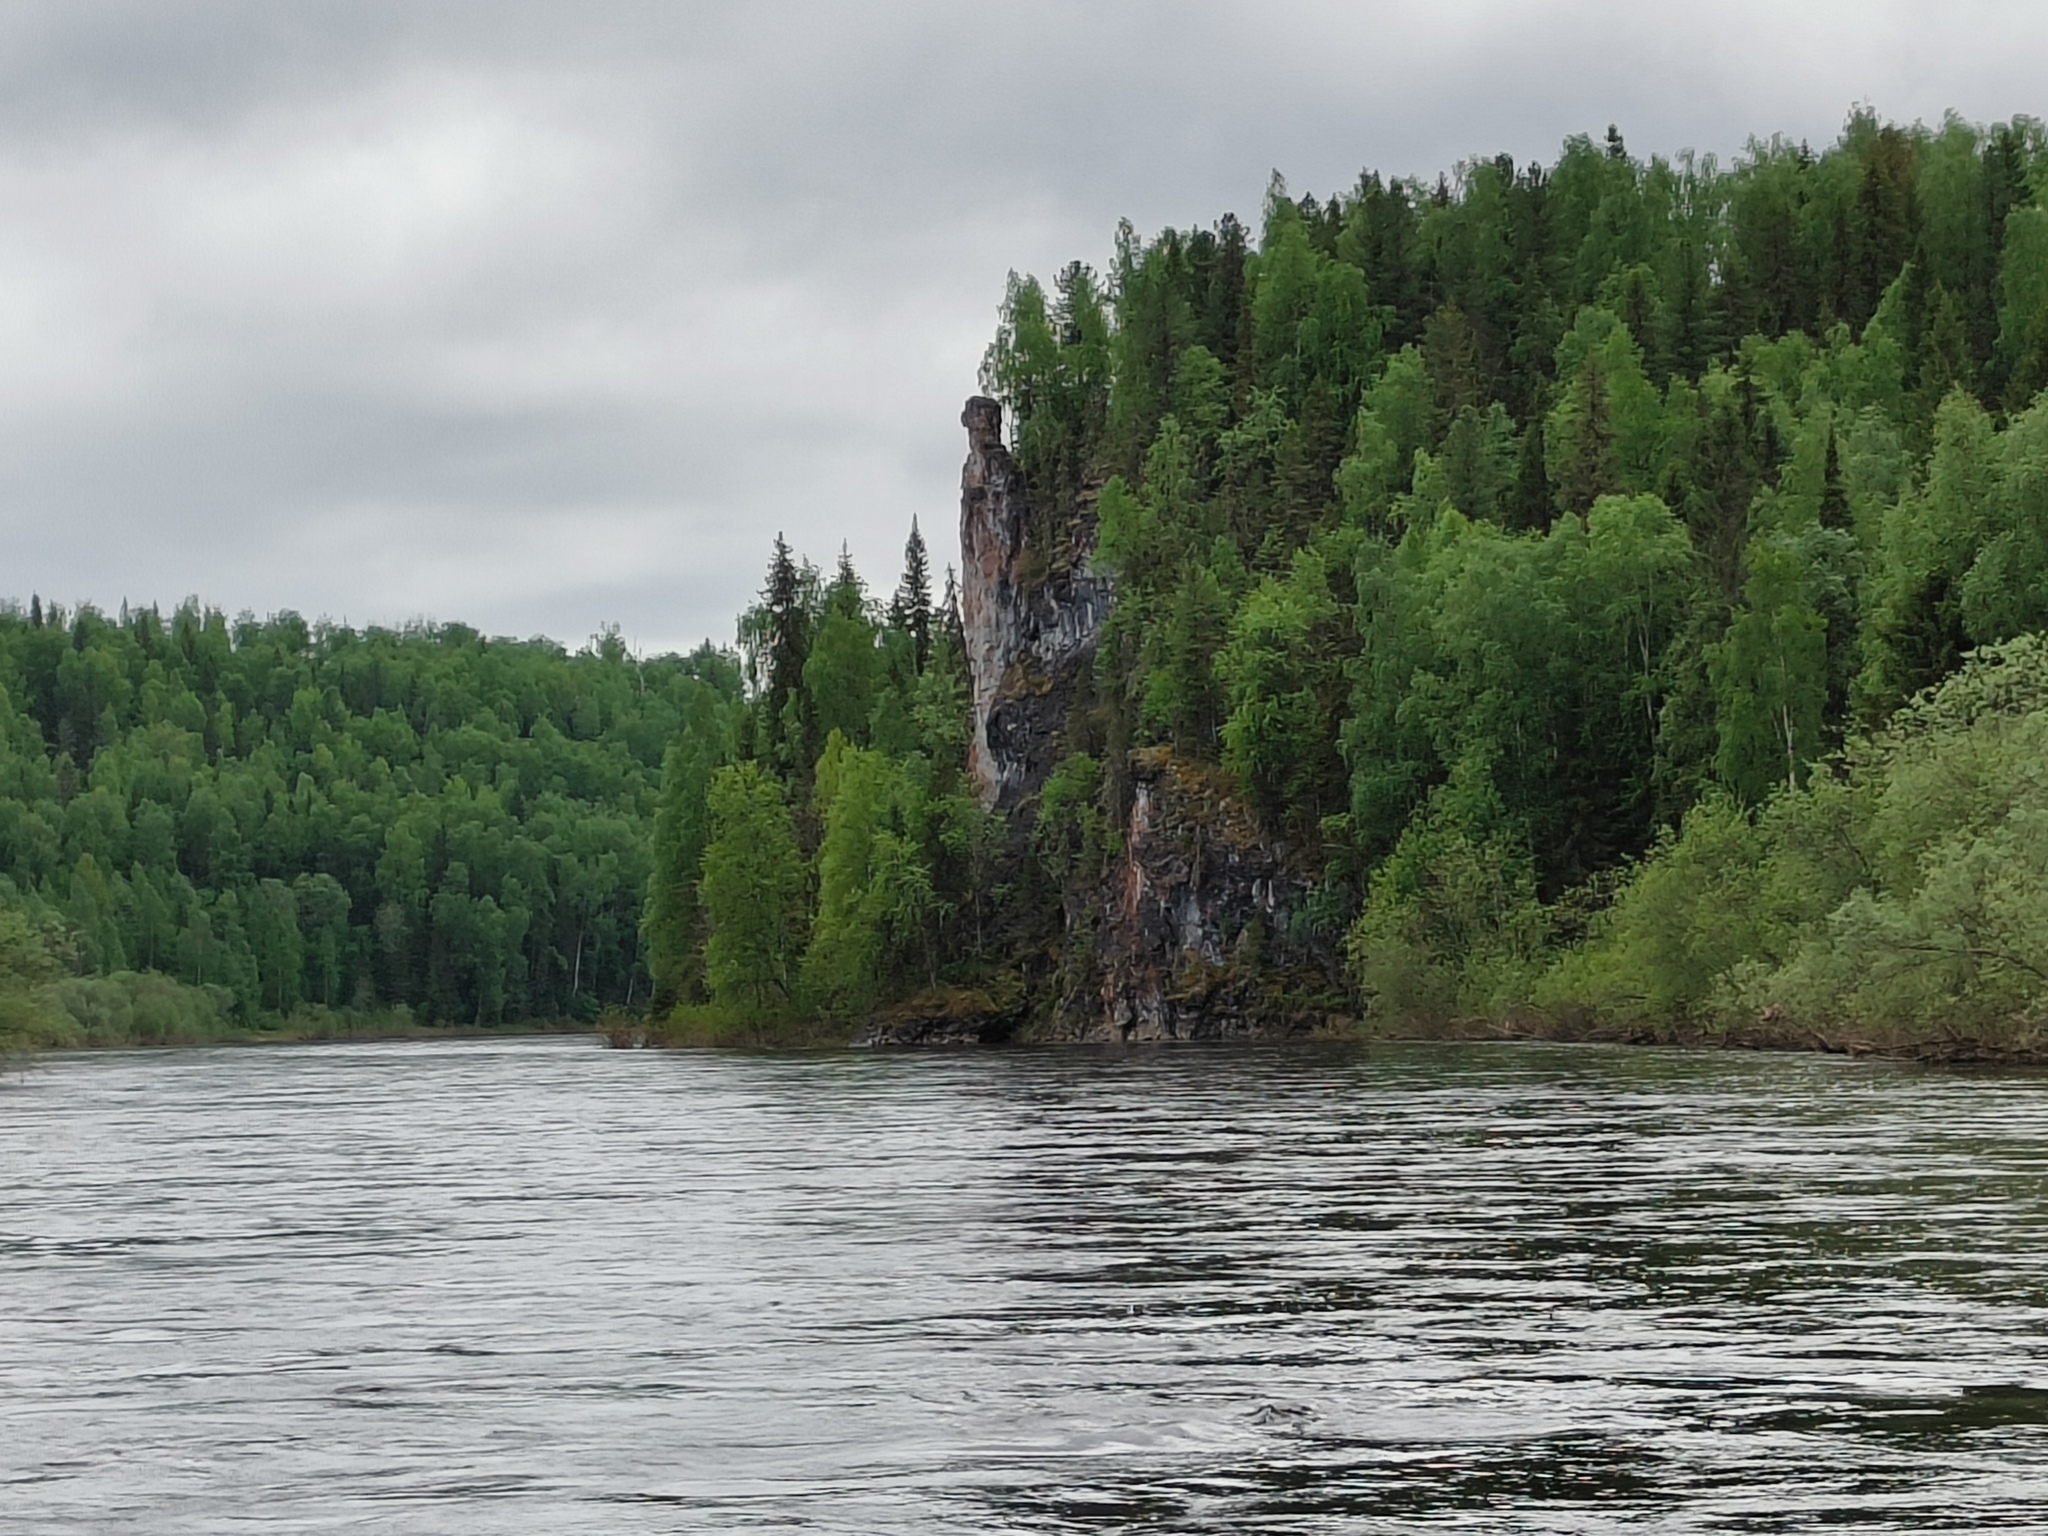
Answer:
970;108;2048;1049
0;604;739;1046
8;107;2048;1054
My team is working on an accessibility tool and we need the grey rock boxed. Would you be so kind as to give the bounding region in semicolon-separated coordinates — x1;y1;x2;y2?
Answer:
954;399;1341;1043
958;395;1108;814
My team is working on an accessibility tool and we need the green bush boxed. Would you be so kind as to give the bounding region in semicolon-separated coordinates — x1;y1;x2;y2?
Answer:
1347;756;1547;1027
40;971;237;1047
1545;634;2048;1046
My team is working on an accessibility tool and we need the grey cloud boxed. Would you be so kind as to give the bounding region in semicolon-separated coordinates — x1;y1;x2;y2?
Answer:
1;1;2044;652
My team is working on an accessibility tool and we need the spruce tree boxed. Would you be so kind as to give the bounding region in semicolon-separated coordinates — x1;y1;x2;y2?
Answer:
1551;354;1618;517
832;544;862;615
940;565;967;666
760;533;811;774
889;519;935;673
1509;416;1552;532
806;552;882;750
643;687;726;1010
1916;285;1975;425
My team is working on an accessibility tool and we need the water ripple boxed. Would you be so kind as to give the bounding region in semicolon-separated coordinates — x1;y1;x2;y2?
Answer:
4;1038;2048;1531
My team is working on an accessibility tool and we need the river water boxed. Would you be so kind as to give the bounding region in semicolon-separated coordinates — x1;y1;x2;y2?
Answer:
5;1038;2048;1532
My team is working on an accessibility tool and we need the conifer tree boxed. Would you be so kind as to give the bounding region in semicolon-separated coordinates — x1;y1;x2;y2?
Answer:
832;543;861;613
643;685;728;1010
940;565;967;672
759;533;813;775
1550;355;1619;516
805;551;881;750
1915;285;1976;426
1509;417;1553;532
889;519;934;673
1710;541;1829;802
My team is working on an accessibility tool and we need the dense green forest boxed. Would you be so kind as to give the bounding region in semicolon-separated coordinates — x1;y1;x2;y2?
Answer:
640;530;990;1039
9;108;2048;1054
642;107;2048;1050
0;603;740;1046
970;108;2048;1047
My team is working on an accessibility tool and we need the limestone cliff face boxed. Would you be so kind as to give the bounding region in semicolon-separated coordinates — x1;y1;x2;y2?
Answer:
958;396;1108;812
953;397;1339;1043
1059;750;1337;1042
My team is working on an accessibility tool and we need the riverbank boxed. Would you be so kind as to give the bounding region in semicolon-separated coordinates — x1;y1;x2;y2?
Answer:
15;987;2042;1067
613;994;2048;1068
1351;1009;2048;1068
2;973;596;1056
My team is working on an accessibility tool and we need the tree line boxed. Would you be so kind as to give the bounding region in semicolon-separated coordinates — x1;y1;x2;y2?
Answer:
9;108;2048;1052
0;602;737;1046
640;524;995;1039
989;108;2048;1044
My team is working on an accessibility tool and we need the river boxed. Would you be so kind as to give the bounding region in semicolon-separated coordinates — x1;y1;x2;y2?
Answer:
4;1037;2048;1531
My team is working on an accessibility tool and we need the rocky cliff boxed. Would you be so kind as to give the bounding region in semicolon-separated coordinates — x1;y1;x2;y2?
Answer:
1054;749;1339;1042
952;398;1341;1044
958;396;1109;813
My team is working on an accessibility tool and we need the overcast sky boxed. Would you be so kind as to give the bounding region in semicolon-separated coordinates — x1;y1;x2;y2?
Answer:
1;1;2042;655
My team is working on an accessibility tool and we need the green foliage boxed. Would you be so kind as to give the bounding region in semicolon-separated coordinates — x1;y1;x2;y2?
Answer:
41;970;238;1047
801;734;937;1020
976;109;2048;1042
1546;306;1663;515
745;535;821;777
1553;636;2048;1044
1855;389;2000;718
1733;635;2048;1038
643;682;731;1010
805;605;882;749
889;519;936;674
1346;756;1547;1025
981;263;1111;508
0;882;370;1049
635;520;982;1039
700;761;808;1018
1709;536;1830;802
1217;541;1350;844
0;605;739;1036
1539;795;1782;1025
1341;494;1698;895
23;112;2048;1051
0;891;71;1052
1995;206;2048;405
1958;392;2048;642
1033;752;1108;884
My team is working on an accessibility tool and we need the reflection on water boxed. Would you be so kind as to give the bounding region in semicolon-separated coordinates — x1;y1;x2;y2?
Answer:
4;1038;2048;1531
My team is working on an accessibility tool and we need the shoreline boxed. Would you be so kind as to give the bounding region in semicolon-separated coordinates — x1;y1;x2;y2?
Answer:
623;1008;2048;1069
2;1018;596;1059
14;1013;2046;1070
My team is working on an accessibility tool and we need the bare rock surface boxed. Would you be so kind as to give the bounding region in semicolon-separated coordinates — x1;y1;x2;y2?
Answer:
954;400;1340;1043
958;396;1108;813
1059;749;1336;1043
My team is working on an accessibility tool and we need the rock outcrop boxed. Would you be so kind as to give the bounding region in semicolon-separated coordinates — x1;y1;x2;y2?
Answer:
1057;749;1338;1042
953;399;1342;1043
958;396;1109;813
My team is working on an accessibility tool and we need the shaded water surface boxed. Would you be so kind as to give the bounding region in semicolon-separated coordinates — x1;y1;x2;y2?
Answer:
5;1038;2048;1532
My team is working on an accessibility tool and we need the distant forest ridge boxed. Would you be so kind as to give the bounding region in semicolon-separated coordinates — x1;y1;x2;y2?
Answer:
0;601;744;1041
